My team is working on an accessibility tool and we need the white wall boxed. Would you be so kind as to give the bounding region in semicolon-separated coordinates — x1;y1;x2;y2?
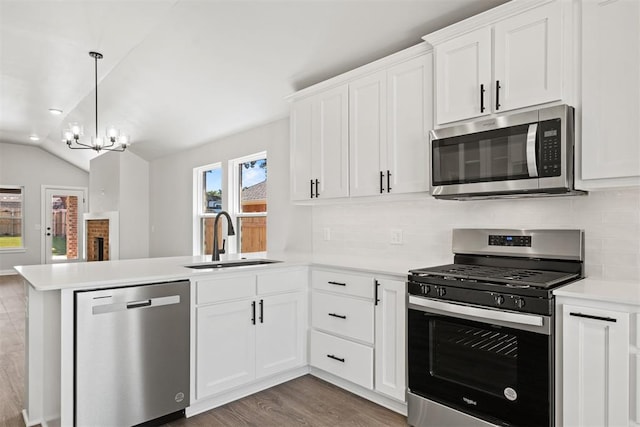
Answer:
0;143;89;272
312;189;640;282
89;150;150;259
149;118;312;258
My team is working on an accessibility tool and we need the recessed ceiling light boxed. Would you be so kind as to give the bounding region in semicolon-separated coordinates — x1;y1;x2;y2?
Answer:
29;135;40;141
48;108;63;115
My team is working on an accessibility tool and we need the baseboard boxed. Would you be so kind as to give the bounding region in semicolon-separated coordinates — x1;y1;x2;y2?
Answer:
22;409;42;427
309;367;408;416
0;269;18;276
185;366;310;418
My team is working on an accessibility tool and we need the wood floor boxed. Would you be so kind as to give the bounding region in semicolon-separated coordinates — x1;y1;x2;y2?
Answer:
0;275;407;427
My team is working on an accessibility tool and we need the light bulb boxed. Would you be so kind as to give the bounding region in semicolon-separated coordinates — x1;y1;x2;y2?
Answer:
93;136;104;149
69;123;83;137
117;134;129;147
106;126;119;141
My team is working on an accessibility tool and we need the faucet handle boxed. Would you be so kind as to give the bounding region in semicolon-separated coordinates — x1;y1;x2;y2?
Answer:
219;238;226;255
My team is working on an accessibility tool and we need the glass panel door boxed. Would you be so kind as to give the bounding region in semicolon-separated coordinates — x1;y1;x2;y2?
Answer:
432;124;532;185
44;188;86;263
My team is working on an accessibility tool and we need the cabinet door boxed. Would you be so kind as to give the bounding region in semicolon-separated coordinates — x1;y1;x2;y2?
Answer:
196;300;256;399
435;26;491;124
255;292;306;379
349;71;386;197
313;85;350;199
562;304;629;427
494;1;562;113
290;96;314;200
581;0;640;183
374;278;406;402
386;54;432;194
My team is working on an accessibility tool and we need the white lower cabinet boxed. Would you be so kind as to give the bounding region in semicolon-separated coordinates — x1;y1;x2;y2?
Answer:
197;300;256;398
310;268;407;407
559;299;634;427
255;292;306;379
194;268;307;401
310;329;373;388
374;278;406;402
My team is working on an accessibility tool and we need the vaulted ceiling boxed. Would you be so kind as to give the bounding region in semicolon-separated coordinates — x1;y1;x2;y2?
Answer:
0;0;507;171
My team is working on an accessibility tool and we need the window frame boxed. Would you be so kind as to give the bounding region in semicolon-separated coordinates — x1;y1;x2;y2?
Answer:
0;185;26;253
229;151;267;254
192;162;223;256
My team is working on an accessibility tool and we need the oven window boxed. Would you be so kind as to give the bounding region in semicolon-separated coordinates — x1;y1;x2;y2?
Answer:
430;320;517;398
432;124;532;185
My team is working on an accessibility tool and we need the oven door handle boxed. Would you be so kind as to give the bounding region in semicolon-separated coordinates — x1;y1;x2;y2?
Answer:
408;296;544;327
526;123;539;178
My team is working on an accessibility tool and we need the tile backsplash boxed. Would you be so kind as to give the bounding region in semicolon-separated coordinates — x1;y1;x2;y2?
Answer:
312;188;640;282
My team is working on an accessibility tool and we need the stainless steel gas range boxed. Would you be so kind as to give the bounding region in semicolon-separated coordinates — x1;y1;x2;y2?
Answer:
407;229;585;427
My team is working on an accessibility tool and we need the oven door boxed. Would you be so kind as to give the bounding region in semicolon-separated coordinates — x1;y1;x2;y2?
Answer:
408;296;552;427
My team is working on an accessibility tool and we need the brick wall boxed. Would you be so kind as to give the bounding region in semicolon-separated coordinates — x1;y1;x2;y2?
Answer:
86;219;109;261
66;197;78;259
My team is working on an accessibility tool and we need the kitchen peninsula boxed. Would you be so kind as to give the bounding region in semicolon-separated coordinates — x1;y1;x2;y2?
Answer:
15;255;312;427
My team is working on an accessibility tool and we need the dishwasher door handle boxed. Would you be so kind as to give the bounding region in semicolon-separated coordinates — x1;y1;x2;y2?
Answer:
127;299;151;309
93;295;181;315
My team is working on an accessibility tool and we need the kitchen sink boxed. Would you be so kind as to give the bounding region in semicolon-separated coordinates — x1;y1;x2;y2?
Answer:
185;259;282;269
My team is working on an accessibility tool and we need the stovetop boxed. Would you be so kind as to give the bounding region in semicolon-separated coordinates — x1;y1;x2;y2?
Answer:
410;263;580;289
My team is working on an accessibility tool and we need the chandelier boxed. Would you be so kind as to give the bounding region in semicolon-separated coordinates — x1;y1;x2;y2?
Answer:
62;52;129;152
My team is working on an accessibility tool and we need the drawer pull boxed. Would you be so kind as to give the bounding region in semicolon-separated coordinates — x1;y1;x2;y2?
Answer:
328;313;347;319
328;281;346;287
569;312;617;323
327;354;345;363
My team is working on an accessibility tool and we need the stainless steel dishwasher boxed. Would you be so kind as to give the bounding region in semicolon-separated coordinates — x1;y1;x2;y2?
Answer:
75;280;190;426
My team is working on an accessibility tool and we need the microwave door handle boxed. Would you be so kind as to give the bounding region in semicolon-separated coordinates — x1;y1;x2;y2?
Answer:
526;123;539;178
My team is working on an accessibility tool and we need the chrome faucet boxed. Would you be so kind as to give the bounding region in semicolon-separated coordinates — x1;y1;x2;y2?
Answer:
212;211;236;261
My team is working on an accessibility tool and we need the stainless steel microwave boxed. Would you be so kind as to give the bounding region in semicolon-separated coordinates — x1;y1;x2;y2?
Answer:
430;105;586;200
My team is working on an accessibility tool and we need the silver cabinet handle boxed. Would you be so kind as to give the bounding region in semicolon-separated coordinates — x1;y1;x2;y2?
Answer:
526;123;539;178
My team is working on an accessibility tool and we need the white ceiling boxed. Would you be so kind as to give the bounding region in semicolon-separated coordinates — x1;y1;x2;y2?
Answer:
0;0;507;171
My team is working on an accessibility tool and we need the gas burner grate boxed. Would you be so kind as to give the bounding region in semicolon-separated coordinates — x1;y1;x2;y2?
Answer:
412;263;579;288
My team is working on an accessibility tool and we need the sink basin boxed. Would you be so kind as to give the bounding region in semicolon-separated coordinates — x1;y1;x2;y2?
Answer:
185;259;282;270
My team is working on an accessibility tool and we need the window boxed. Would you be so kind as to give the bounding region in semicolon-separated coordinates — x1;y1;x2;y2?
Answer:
193;163;222;256
0;186;24;251
231;152;267;254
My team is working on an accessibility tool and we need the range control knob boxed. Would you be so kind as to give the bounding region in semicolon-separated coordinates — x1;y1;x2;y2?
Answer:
514;297;526;309
494;295;505;306
437;287;447;297
421;284;431;295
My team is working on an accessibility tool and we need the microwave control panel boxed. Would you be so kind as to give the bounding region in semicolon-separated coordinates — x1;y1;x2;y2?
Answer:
539;119;562;177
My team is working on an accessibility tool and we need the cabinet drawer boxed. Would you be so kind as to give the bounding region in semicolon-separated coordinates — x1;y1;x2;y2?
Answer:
196;275;256;305
310;330;373;389
312;292;374;343
312;269;373;299
257;268;308;295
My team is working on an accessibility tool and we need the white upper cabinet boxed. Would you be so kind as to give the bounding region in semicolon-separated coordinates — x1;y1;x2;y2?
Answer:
290;97;314;201
290;85;349;201
349;70;387;197
289;45;432;201
349;54;431;197
580;0;640;187
429;0;564;125
435;27;492;124
385;54;432;195
493;1;562;112
314;85;350;199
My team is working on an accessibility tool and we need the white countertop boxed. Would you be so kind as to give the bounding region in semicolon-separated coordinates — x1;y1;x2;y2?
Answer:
554;277;640;306
14;253;311;291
